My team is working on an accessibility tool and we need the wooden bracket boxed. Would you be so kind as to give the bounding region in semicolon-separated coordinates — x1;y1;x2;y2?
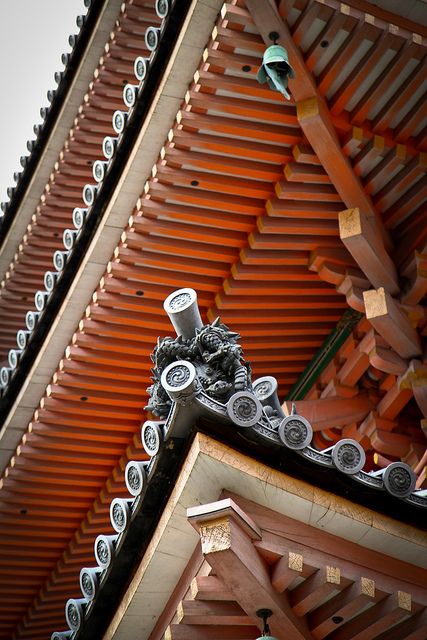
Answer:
400;252;427;306
363;288;422;359
339;208;399;295
188;498;311;640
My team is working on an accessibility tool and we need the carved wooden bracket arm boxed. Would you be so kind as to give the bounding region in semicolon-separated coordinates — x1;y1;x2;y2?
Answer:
187;498;312;640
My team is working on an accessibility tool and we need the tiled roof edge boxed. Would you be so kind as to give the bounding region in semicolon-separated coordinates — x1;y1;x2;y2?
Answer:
51;286;426;639
0;0;191;421
0;0;104;244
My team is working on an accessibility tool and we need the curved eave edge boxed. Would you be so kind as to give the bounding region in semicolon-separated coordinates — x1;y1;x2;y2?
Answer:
52;288;426;637
0;0;105;246
0;0;193;423
53;390;426;639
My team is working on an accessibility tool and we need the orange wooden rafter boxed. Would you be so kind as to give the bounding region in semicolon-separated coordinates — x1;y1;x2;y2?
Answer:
245;0;392;252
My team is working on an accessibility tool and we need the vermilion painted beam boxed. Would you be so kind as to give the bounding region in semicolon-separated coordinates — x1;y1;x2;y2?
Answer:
191;576;234;601
283;394;373;430
401;252;427;306
107;261;221;296
169;127;290;165
284;162;330;183
368;344;407;376
275;180;341;202
400;360;427;418
292;2;333;47
364;144;408;195
354;328;407;376
341;127;364;157
215;293;344;310
373;62;426;134
395;211;427;270
330;31;403;116
271;552;315;593
222;278;334;297
292;143;321;165
249;229;344;252
383;179;427;229
165;624;259;640
309;578;379;640
374;153;427;212
336;276;366;312
305;13;356;72
317;22;380;96
210;24;265;55
309;247;359;271
176;109;298;147
356;411;398;452
329;591;413;640
338;208;399;295
290;567;347;617
122;228;239;263
259;216;339;236
320;378;358;399
376;378;413;420
380;608;427;640
352;135;386;178
176;600;250;626
363;288;422;358
161;144;284;182
371;430;413;458
115;243;229;278
232;263;325;282
413;385;427;419
351;40;425;125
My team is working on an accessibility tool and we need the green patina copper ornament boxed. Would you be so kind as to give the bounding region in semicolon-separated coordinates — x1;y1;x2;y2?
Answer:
257;44;295;100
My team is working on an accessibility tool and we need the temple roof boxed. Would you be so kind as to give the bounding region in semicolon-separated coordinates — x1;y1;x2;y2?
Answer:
0;0;426;638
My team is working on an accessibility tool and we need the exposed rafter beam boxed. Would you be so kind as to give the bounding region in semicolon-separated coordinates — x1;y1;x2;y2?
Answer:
339;208;399;295
284;394;373;430
245;0;392;252
188;499;311;640
272;552;314;593
290;566;348;617
400;360;427;418
401;252;427;305
363;288;422;359
308;577;379;639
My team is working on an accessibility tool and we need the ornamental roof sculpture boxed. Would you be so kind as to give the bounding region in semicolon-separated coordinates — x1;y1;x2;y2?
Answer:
145;289;425;507
147;288;251;419
52;287;426;639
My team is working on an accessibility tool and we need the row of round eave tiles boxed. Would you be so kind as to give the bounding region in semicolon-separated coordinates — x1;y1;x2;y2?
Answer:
50;419;159;639
0;0;172;397
51;392;425;638
0;0;92;223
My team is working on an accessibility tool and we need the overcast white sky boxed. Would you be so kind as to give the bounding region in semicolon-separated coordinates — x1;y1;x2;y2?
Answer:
0;0;83;204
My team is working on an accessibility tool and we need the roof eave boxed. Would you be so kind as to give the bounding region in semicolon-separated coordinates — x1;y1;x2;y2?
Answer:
0;0;122;280
0;0;225;473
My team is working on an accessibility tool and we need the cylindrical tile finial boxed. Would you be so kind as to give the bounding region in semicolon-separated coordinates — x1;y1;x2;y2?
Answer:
163;288;203;339
253;375;284;417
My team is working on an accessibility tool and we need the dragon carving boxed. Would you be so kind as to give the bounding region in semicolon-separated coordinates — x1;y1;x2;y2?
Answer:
146;318;252;418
